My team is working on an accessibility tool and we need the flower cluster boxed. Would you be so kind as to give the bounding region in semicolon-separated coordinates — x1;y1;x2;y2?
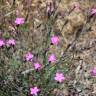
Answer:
10;7;96;95
14;6;96;96
0;39;16;48
25;35;66;95
1;3;96;95
15;8;96;96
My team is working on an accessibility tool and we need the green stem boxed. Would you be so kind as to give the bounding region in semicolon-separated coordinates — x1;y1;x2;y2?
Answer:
43;21;52;65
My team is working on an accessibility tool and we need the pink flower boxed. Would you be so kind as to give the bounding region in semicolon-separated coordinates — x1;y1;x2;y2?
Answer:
25;52;33;61
30;87;40;96
51;36;60;45
54;72;65;83
90;67;96;76
91;8;96;16
48;54;56;63
6;39;16;46
0;39;5;47
15;17;25;25
33;62;42;70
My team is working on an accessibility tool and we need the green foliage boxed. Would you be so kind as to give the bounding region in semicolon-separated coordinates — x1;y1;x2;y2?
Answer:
10;57;21;70
19;23;29;32
3;32;10;39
